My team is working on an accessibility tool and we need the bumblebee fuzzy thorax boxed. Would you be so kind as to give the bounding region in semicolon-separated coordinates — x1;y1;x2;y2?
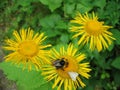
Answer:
52;58;68;70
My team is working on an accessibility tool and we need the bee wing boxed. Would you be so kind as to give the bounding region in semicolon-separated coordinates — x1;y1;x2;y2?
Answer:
53;60;62;67
54;63;62;66
68;72;78;81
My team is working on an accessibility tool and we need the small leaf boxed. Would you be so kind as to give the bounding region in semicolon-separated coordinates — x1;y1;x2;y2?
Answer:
93;0;106;9
111;29;120;45
39;0;63;12
107;43;114;51
16;0;33;7
40;14;63;37
63;3;75;15
111;57;120;69
114;71;120;85
55;20;68;30
76;0;92;13
40;14;61;28
76;3;92;13
60;34;69;43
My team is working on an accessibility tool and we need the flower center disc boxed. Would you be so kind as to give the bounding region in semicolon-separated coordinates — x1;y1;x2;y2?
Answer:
85;20;102;35
18;41;38;57
56;57;79;79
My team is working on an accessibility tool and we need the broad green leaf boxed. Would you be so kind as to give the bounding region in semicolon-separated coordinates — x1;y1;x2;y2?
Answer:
35;82;57;90
18;82;55;90
111;57;120;69
0;61;47;89
39;0;63;12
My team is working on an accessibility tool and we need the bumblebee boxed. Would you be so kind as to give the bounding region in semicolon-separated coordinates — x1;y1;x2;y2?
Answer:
52;58;68;70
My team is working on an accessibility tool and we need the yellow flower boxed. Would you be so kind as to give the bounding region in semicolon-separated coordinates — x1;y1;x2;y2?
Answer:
3;28;51;71
70;12;115;52
42;44;91;90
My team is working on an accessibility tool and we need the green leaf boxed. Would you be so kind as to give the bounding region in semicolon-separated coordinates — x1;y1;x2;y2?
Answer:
16;0;33;7
63;3;75;15
76;0;92;13
39;0;63;12
111;57;120;69
107;43;114;51
114;71;120;85
63;0;75;3
93;0;106;9
40;14;61;28
40;14;64;37
76;3;92;13
111;29;120;45
0;62;47;89
60;33;69;43
35;82;56;90
101;72;110;79
18;82;55;90
55;20;68;30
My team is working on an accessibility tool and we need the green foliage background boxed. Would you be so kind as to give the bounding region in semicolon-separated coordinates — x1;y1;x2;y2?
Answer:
0;0;120;90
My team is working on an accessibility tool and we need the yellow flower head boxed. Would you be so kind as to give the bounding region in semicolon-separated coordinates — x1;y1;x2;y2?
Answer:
70;12;115;52
42;44;91;90
3;28;51;71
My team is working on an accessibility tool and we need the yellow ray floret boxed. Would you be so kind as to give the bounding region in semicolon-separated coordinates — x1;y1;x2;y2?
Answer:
41;44;91;90
3;28;51;71
70;12;115;52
